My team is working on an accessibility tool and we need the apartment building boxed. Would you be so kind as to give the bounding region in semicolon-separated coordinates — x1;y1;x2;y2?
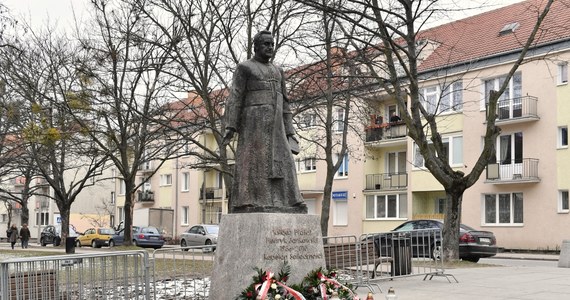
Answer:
292;0;569;250
119;0;569;250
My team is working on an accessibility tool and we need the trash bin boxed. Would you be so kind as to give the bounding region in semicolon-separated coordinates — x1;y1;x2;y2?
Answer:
391;236;412;276
65;237;76;254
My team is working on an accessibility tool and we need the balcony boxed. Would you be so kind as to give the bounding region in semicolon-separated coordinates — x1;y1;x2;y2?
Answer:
491;96;539;125
485;158;540;184
138;162;154;173
137;191;155;202
200;187;224;200
365;122;408;148
365;173;408;190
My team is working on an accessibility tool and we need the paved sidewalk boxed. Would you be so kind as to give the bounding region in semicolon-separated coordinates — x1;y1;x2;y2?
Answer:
355;254;569;300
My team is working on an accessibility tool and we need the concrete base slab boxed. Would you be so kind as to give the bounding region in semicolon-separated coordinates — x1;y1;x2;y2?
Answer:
558;239;570;267
210;213;325;299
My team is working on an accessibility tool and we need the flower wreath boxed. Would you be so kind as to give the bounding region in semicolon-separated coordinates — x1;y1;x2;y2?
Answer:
238;263;360;300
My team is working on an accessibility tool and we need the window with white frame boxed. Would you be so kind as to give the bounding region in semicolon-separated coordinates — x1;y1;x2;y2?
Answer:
300;157;316;172
118;207;124;223
182;206;189;225
36;212;49;226
333;199;348;226
110;192;115;204
366;194;408;219
419;81;463;114
414;135;463;168
119;179;126;195
160;174;172;186
300;113;317;128
483;73;522;108
111;168;116;182
335;153;349;178
559;190;569;213
181;172;190;191
304;198;317;214
558;62;568;84
334;108;345;132
483;193;523;225
558;126;568;148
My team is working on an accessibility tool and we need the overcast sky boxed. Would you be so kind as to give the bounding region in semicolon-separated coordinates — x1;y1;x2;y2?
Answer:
3;0;525;31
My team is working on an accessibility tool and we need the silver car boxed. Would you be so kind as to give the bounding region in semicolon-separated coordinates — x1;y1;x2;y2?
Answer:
180;224;219;251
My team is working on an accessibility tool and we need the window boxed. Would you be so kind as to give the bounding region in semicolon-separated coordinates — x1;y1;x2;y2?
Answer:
300;113;317;128
558;62;568;84
300;158;316;172
558;126;568;148
559;190;569;213
483;193;523;225
110;215;115;228
419;81;463;114
436;198;446;214
333;199;348;226
335;153;349;178
387;152;406;174
1;214;7;223
497;132;523;164
118;207;124;223
483;73;522;109
119;179;126;195
182;172;190;191
182;206;189;225
414;135;463;168
160;174;172;186
110;192;115;204
111;168;116;182
36;212;49;226
366;194;408;219
334;108;345;132
304;198;316;214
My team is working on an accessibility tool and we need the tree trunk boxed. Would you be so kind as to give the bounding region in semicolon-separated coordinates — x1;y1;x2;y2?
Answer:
442;191;463;261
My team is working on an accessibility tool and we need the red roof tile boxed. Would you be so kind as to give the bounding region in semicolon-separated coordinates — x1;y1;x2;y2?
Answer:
418;0;570;71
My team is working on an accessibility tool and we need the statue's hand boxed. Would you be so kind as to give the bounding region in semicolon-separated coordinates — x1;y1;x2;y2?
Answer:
222;128;235;146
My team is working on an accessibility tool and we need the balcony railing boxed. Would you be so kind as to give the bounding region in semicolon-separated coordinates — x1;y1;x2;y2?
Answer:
486;158;540;183
365;122;407;142
492;95;538;122
137;163;154;173
138;191;155;202
200;187;224;200
365;173;408;190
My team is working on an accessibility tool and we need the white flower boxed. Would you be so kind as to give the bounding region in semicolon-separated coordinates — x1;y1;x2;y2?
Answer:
271;283;277;290
275;294;281;299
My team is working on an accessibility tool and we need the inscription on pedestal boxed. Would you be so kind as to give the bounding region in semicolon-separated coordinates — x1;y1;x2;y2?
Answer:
263;226;324;261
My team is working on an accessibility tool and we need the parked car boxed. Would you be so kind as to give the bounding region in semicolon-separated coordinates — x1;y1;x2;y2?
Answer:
179;224;219;251
75;227;117;248
373;219;498;262
132;226;164;249
40;225;79;247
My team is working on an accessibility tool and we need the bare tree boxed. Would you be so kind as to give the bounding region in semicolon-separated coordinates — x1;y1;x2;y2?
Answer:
68;0;179;245
0;21;113;241
300;0;554;260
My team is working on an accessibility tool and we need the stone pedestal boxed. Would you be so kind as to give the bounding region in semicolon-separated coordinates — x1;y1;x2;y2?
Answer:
558;240;570;268
210;213;325;299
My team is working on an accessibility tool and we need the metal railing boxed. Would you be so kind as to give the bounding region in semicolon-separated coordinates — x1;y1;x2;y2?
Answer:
486;158;540;182
494;95;538;121
365;173;408;190
365;123;408;142
0;251;150;299
0;233;455;299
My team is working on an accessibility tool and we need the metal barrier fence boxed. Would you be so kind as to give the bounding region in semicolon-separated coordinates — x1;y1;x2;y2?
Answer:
151;246;214;300
323;229;456;293
0;231;454;299
0;251;150;299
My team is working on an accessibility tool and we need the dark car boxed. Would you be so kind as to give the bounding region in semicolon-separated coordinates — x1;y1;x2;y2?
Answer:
40;225;79;247
179;224;219;251
132;226;164;249
374;219;498;262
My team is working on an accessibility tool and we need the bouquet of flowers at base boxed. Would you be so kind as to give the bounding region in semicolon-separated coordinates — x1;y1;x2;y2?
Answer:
238;263;306;300
292;268;359;300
